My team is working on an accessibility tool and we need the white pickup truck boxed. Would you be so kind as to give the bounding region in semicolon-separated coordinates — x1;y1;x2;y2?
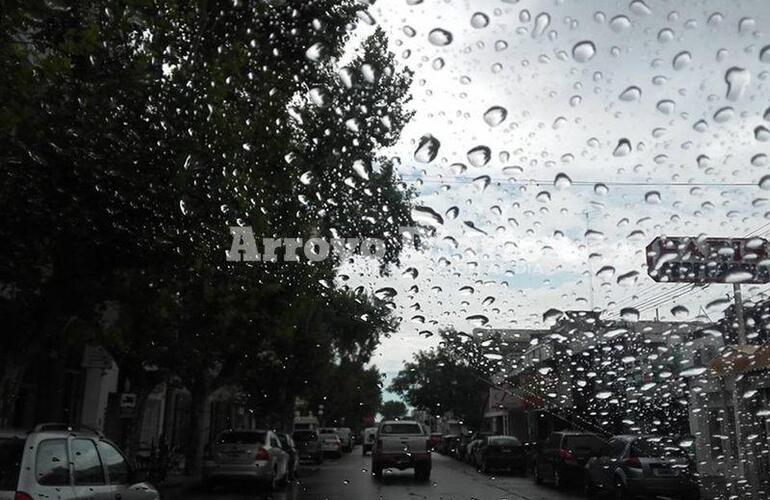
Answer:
371;420;431;480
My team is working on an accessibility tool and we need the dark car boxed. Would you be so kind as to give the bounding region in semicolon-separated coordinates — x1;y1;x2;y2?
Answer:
475;436;526;475
292;430;323;464
466;432;494;465
585;435;699;500
439;434;460;455
427;432;443;451
533;431;604;488
277;433;298;480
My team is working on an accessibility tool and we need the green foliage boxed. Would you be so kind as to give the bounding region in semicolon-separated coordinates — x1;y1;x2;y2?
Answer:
0;0;414;444
390;330;489;429
379;400;407;420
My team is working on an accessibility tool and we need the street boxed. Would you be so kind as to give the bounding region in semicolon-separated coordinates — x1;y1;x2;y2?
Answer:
169;449;583;500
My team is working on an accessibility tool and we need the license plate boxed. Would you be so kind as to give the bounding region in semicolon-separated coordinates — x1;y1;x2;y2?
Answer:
653;468;675;476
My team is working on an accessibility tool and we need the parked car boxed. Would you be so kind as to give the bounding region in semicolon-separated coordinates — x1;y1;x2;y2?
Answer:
362;427;378;456
292;429;323;464
439;434;460;455
466;432;494;465
533;431;604;488
318;428;343;458
203;429;290;491
371;420;431;480
474;435;526;475
336;427;353;452
276;433;298;481
585;435;700;500
427;432;443;451
0;424;159;500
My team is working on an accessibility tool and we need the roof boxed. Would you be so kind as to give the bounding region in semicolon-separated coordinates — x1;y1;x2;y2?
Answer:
709;344;770;376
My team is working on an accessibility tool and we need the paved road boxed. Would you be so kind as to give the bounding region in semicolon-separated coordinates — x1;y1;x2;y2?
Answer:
169;447;585;500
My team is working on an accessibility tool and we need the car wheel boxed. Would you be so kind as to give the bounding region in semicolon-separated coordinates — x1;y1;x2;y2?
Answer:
534;464;543;485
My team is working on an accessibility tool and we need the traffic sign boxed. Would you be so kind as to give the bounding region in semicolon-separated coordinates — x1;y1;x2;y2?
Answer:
646;236;770;283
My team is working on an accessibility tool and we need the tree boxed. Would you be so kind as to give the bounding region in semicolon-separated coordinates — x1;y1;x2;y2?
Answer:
390;331;489;429
380;400;407;420
1;0;415;475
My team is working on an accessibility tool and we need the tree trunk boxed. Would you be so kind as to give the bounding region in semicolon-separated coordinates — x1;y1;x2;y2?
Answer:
0;357;26;427
186;372;213;476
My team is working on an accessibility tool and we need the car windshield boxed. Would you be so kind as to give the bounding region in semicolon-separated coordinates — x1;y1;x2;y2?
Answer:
564;435;604;451
489;437;521;446
4;0;770;498
217;432;266;445
0;438;24;490
381;424;423;435
632;438;688;458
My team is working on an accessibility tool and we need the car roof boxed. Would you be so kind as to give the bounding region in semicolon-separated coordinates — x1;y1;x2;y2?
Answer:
380;420;418;425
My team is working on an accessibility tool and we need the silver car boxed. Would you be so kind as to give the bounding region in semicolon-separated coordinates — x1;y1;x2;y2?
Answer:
584;435;699;500
202;429;289;490
0;424;158;500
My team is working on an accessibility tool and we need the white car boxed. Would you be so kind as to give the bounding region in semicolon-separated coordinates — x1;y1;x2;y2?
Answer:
336;427;353;452
318;428;343;458
0;424;158;500
203;429;290;490
371;420;431;480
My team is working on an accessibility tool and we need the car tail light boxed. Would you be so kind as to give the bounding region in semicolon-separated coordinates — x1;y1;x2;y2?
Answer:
624;457;642;468
15;493;33;500
558;449;575;461
255;448;270;461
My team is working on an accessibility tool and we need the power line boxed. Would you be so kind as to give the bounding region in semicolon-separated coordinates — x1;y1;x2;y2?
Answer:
400;175;759;188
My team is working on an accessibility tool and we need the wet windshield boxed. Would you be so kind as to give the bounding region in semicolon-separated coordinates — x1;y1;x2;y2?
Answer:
3;0;769;499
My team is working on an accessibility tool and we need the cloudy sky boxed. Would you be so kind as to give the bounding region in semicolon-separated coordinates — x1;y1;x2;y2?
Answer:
337;0;770;392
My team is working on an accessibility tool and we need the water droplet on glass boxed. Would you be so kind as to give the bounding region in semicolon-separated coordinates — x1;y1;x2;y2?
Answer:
610;15;632;32
671;305;689;318
572;41;596;62
645;191;661;204
594;183;609;195
305;42;325;62
759;175;770;190
761;45;770;63
532;12;550;38
428;28;453;46
620;307;640;321
672;51;691;70
619;86;641;102
725;67;750;101
657;28;674;43
483;106;508;127
472;175;491;192
414;134;440;163
693;120;708;132
713;106;734;123
629;0;652;16
554;173;572;190
755;126;770;142
411;206;444;227
467;146;492;167
445;206;459;219
471;12;489;29
613;138;632;157
751;154;768;167
656;99;675;114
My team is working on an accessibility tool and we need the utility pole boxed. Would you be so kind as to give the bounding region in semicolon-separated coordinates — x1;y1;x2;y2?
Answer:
730;283;757;499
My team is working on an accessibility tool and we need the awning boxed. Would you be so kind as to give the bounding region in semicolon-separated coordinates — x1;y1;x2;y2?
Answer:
709;344;770;376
